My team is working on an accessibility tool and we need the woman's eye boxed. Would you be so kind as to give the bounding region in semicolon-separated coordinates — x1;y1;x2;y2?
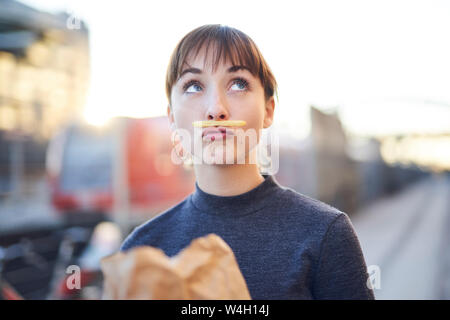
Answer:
184;81;202;93
230;78;249;91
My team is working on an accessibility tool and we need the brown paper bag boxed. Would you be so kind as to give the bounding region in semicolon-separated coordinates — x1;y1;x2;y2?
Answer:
100;233;252;300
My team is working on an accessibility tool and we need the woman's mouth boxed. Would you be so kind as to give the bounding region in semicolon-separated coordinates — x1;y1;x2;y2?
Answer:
202;127;235;141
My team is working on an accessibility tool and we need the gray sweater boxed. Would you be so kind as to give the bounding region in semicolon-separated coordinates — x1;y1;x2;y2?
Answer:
120;174;375;300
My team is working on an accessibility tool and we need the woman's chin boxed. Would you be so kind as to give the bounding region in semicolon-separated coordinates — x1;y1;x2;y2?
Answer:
191;149;245;165
204;151;236;165
190;141;258;165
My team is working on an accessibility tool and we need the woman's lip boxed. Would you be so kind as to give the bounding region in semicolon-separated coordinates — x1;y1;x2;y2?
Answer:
202;127;235;138
203;131;231;141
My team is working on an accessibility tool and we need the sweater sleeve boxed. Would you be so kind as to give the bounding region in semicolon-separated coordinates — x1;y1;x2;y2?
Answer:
312;213;376;300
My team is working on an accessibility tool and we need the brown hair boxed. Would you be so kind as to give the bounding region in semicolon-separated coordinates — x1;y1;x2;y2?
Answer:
165;24;278;106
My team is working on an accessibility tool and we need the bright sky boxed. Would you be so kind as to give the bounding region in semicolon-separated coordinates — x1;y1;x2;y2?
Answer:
19;0;450;139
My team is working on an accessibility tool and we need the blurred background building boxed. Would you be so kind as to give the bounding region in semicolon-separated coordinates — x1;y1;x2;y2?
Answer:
0;0;89;200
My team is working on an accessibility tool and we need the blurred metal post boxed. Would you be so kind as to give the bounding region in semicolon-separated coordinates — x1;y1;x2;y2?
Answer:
112;118;130;238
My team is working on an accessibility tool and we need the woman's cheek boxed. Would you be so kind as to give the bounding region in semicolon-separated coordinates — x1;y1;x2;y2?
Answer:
240;104;264;130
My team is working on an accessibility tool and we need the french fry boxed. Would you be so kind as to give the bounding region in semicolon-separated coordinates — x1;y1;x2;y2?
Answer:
192;120;247;127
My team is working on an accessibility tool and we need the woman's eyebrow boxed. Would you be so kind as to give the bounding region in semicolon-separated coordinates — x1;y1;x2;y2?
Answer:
180;68;202;78
179;65;251;78
227;65;251;73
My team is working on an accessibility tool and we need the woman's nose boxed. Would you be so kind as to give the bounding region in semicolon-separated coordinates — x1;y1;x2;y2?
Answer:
207;112;228;120
205;89;230;121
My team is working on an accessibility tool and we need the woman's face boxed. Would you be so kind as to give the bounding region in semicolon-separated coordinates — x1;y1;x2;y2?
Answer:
167;46;275;165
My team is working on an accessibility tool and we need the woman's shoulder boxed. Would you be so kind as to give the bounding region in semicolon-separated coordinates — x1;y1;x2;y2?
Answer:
275;186;362;266
119;196;192;251
274;185;347;229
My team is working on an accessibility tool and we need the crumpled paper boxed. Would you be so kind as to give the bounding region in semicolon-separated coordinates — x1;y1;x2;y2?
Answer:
100;233;251;300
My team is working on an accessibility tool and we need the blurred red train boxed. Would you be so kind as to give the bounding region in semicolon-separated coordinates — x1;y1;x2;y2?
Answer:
45;116;195;227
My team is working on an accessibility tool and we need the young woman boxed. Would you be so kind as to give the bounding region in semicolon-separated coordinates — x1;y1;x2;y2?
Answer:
120;24;375;300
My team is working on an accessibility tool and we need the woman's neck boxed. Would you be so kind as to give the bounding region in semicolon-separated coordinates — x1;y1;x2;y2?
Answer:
193;163;265;197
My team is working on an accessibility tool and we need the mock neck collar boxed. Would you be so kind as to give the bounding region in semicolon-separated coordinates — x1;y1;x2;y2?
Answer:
190;174;282;217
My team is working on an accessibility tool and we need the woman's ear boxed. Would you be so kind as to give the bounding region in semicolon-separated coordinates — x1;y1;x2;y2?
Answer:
263;96;275;128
